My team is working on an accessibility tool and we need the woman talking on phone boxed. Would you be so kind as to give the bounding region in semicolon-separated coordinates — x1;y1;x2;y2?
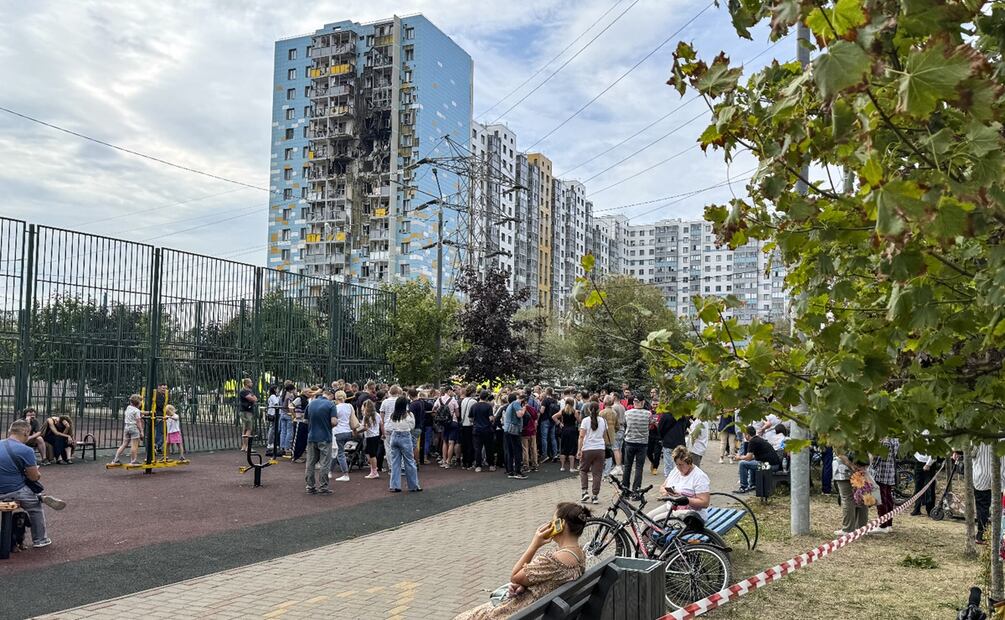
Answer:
453;502;590;619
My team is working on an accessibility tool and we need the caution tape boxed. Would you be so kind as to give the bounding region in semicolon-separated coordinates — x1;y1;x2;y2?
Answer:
659;462;947;620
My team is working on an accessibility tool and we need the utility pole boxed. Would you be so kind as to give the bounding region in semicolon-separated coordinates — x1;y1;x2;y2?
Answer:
789;21;812;536
432;168;445;387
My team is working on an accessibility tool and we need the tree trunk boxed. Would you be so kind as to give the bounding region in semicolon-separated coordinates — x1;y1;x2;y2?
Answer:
992;454;1003;601
964;446;977;559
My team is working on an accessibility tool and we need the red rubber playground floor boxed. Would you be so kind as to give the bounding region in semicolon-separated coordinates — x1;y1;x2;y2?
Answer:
0;450;554;577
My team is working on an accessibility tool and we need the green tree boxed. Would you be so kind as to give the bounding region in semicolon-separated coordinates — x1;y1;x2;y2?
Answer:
646;0;1005;459
378;280;459;386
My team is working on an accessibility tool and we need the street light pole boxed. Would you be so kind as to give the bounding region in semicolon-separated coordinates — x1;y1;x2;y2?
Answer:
432;168;445;387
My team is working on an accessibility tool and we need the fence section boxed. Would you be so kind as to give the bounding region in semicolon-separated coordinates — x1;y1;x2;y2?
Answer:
0;222;394;452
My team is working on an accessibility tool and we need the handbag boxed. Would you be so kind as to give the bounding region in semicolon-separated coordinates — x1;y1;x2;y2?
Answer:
3;440;44;494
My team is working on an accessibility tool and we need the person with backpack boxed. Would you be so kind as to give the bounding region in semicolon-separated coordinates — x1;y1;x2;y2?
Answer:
503;393;526;479
521;392;540;473
538;388;560;463
433;386;460;468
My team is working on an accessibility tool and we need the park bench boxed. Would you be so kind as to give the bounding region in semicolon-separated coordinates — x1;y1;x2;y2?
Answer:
675;492;760;550
1;501;18;560
511;557;664;620
74;433;97;462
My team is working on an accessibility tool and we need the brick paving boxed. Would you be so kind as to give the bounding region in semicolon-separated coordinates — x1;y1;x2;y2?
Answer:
37;451;743;620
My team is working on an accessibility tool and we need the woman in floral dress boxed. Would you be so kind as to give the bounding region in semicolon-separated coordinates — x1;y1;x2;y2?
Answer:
454;502;590;619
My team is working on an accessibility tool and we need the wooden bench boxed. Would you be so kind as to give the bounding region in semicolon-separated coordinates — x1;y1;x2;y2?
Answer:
511;557;664;620
0;501;18;560
74;433;97;462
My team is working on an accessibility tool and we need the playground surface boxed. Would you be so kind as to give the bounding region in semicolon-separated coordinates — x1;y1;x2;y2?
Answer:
2;451;567;620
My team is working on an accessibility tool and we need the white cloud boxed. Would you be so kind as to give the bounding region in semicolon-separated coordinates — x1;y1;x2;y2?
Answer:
0;0;789;263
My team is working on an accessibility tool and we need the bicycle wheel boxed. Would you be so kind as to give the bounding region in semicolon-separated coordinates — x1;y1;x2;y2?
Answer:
661;543;732;610
581;518;633;568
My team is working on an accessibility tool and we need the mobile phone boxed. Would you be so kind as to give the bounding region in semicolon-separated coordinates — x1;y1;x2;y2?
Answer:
547;518;564;539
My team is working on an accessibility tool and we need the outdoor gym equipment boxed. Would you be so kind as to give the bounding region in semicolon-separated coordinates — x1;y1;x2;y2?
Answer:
106;386;190;473
239;433;276;487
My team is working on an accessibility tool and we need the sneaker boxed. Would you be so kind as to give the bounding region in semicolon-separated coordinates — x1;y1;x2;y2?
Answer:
650;467;659;475
474;467;482;473
489;466;496;472
317;489;333;495
41;495;67;511
870;528;891;535
306;488;317;494
513;474;528;480
610;466;623;477
410;488;423;492
364;473;377;479
507;474;515;479
591;496;600;505
389;488;402;493
735;486;752;494
718;457;724;464
581;491;591;503
559;467;567;472
335;475;350;482
833;529;849;537
32;538;52;548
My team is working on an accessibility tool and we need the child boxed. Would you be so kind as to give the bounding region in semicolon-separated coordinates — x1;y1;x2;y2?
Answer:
165;404;187;461
362;400;383;479
111;394;144;466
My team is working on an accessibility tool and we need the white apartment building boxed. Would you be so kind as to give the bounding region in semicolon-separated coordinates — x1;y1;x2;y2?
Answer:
471;121;518;288
552;179;591;316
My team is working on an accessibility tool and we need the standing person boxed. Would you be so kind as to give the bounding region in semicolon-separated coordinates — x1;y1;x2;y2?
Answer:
407;388;425;464
554;398;579;473
718;413;736;464
620;397;650;491
152;383;169;457
521;394;540;474
646;408;662;476
471;390;497;472
619;387;632;410
735;425;781;493
386;396;421;492
504;393;526;479
380;386;401;472
354;381;376;413
361;400;383;479
833;452;870;535
279;383;296;457
237;378;258;453
1;420;68;548
538;388;560;463
164;405;187;461
435;386;460;468
494;390;509;471
331;390;356;482
265;386;282;455
910;441;937;517
110;394;144;466
972;442;995;544
304;387;337;495
577;402;607;505
685;418;710;467
870;437;900;535
421;388;438;464
609;396;626;477
460;384;477;470
599;399;618;477
657;412;690;478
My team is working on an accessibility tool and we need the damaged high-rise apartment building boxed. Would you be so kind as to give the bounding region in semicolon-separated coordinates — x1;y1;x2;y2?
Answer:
268;14;472;286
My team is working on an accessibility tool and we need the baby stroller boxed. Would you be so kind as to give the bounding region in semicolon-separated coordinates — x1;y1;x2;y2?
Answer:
931;456;965;521
341;433;369;472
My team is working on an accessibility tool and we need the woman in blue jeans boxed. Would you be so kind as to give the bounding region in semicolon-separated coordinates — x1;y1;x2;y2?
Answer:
386;396;421;492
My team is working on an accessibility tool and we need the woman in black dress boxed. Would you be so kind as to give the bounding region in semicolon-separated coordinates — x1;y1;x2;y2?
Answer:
553;398;580;473
43;415;74;463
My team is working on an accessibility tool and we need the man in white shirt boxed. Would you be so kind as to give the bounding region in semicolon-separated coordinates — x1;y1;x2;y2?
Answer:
972;443;995;543
459;384;477;469
910;438;937;517
685;418;710;467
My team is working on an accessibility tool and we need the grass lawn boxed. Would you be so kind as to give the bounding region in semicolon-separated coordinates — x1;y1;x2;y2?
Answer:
706;492;980;619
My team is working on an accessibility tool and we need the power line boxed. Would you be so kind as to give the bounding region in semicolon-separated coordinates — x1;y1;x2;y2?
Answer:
588;143;701;196
490;0;642;124
523;1;715;151
478;0;627;120
0;106;274;194
78;187;249;230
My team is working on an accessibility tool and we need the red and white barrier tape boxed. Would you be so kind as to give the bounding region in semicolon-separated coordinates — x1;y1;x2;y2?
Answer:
659;462;946;620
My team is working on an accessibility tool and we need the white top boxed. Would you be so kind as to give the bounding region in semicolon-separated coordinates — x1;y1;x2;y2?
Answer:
379;397;397;426
364;413;382;438
124;405;142;429
166;415;180;434
579;416;608;451
267;394;282;415
385;412;415;433
663;465;711;521
760;414;780;448
686;419;710;456
460;397;477;427
333;402;353;434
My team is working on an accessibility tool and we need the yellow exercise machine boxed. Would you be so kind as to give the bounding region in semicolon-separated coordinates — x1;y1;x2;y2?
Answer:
106;387;190;472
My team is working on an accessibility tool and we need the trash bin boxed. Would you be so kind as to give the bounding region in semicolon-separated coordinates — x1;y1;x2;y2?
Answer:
598;557;665;620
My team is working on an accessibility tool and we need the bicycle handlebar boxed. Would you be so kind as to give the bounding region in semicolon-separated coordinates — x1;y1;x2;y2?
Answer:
607;474;653;497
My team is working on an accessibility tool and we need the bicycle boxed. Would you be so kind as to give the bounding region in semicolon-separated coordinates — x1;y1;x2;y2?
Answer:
581;475;732;610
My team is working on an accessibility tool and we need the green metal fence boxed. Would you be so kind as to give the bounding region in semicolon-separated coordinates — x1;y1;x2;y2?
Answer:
0;217;394;452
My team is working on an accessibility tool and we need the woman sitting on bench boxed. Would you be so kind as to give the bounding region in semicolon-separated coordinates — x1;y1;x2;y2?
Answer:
454;502;590;619
647;446;711;530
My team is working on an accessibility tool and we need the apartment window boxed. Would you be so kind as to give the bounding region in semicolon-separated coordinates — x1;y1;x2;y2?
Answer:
303;166;310;178
283;188;293;199
400;242;410;254
288;49;298;61
303;126;309;138
282;208;292;220
304;106;310;117
400;263;410;277
304;86;311;97
285;128;294;140
286;88;295;100
285;108;295;120
287;68;297;80
281;229;290;241
284;147;294;160
404;26;415;40
404;45;414;61
283;168;293;180
281;249;291;260
301;187;308;198
302;146;309;158
301;207;309;219
403;70;413;83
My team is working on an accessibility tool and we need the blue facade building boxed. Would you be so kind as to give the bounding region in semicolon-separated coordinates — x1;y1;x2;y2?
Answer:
268;14;473;289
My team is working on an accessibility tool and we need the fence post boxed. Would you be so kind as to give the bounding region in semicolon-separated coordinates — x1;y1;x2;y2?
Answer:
252;269;263;440
327;281;339;380
143;247;163;473
14;224;35;413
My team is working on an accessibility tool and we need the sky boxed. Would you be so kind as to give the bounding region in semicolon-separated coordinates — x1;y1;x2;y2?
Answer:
0;0;789;266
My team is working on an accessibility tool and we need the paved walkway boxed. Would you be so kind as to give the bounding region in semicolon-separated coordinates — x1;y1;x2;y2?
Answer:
38;450;742;620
